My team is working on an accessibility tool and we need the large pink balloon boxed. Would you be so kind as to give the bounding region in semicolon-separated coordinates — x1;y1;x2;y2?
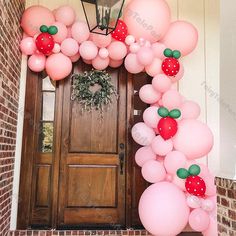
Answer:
141;160;166;183
92;56;109;70
124;0;171;43
71;21;90;43
21;6;55;37
91;31;112;48
131;122;156;146
152;42;166;59
20;37;37;55
46;53;72;81
143;106;161;128
53;22;68;43
79;41;98;60
61;38;79;57
124;53;144;74
162;89;182;110
108;41;127;60
151;135;173;156
139;182;190;236
135;146;156;167
161;21;198;56
139;85;161;104
152;74;172;93
28;53;46;72
137;47;154;66
202;218;217;236
173;119;214;159
189;209;210;232
145;58;162;77
109;59;123;68
55;5;76;26
180;101;201;119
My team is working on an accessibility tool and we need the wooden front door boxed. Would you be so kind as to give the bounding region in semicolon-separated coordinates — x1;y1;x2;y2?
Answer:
18;62;150;229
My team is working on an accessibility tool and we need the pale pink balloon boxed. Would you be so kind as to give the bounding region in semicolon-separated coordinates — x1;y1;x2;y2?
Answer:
20;37;37;55
71;21;90;43
143;106;161;128
124;53;144;74
55;5;76;26
139;182;190;236
135;146;157;167
189;209;210;232
152;74;172;93
109;59;123;68
162;89;182;110
61;38;79;57
142;160;166;183
28;53;46;72
172;174;186;191
108;41;127;60
83;59;92;65
164;151;187;175
131;122;156;146
171;62;184;83
46;53;72;81
52;43;61;53
79;41;98;60
201;199;215;212
21;6;55;37
129;43;140;53
91;31;112;48
92;56;109;70
152;42;166;59
204;174;217;196
99;48;109;59
124;0;171;43
180;101;201;119
161;21;198;56
125;35;135;45
202;218;217;236
70;52;80;62
187;195;202;209
151;135;173;156
173;119;214;160
52;22;68;43
165;174;173;182
137;47;154;66
145;58;162;77
139;84;161;104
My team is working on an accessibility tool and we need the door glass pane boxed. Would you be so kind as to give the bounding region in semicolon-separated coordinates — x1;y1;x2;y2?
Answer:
42;92;55;121
39;122;54;153
42;76;55;91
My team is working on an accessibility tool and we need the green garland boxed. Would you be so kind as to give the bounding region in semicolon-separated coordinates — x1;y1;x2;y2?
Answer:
71;70;118;112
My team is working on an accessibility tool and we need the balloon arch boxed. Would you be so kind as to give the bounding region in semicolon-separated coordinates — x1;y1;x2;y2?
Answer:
20;0;217;235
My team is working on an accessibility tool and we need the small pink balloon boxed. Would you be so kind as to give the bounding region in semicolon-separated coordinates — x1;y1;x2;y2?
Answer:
131;122;156;146
71;21;90;43
70;52;80;62
180;101;201;119
28;53;46;72
204;174;217;196
137;47;154;66
92;56;109;70
201;199;215;212
187;195;202;209
67;27;72;38
125;35;135;45
189;209;210;232
152;74;172;93
129;43;140;53
124;53;144;74
142;160;166;183
61;38;79;57
83;59;92;65
79;41;98;60
46;53;72;81
165;174;173;182
171;61;184;83
145;58;162;77
53;22;68;43
91;30;112;48
99;48;109;59
109;59;123;68
52;43;61;53
20;37;37;55
161;21;198;56
152;42;166;59
202;218;217;236
143;106;161;128
151;135;173;156
164;151;187;174
172;174;186;191
55;5;76;26
108;41;127;60
139;84;161;104
162;89;182;110
135;146;157;167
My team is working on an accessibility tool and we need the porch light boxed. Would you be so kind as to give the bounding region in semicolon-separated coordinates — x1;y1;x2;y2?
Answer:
80;0;125;35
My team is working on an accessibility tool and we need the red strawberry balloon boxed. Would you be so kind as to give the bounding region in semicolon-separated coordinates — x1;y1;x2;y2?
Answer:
162;48;181;76
177;164;206;197
157;107;181;140
111;20;128;42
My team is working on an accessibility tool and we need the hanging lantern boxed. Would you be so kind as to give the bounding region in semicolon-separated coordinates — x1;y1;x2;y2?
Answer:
80;0;125;35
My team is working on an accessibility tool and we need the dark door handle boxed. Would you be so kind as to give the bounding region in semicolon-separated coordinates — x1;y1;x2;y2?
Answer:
119;152;125;175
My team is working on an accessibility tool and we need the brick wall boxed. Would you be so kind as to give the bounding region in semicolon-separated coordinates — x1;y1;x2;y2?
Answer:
0;0;25;236
216;177;236;235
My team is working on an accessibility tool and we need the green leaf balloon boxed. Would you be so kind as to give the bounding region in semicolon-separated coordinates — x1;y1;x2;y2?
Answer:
188;164;201;176
173;50;181;59
164;48;173;58
158;107;169;118
177;168;190;179
48;26;58;35
40;25;48;33
169;109;181;119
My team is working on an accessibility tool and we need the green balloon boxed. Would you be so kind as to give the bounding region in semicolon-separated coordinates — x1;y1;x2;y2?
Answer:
188;164;201;176
48;26;58;35
177;168;190;179
164;48;173;58
40;25;48;33
158;107;169;118
169;109;181;119
173;50;181;59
